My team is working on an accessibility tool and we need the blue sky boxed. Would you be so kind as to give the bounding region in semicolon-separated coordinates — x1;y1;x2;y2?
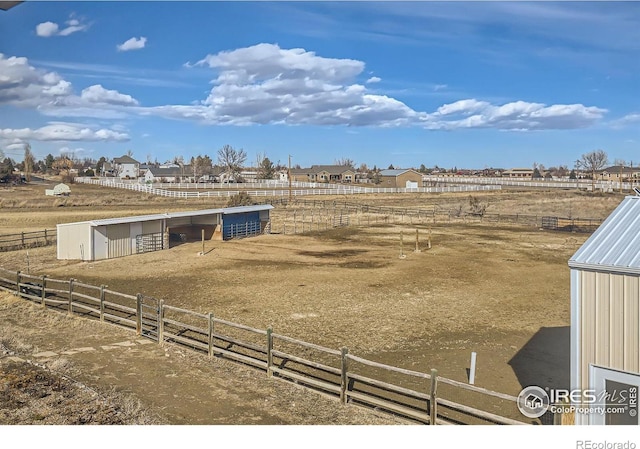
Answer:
0;1;638;170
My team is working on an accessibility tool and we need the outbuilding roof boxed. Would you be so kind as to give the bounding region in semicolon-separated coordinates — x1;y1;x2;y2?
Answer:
379;169;419;177
569;196;640;274
58;205;274;228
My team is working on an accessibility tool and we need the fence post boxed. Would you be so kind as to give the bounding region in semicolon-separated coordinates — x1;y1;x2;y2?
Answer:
136;294;142;336
158;300;165;347
21;232;24;247
68;279;74;314
15;271;21;296
207;311;213;356
44;229;48;245
266;326;273;377
41;275;47;306
99;285;105;322
340;347;349;404
430;369;438;425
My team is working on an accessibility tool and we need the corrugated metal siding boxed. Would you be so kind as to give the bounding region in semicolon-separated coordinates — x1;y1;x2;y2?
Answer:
57;223;92;260
624;276;639;372
578;270;640;392
595;272;610;366
107;224;131;258
142;220;162;235
570;196;640;273
610;274;624;368
222;211;260;240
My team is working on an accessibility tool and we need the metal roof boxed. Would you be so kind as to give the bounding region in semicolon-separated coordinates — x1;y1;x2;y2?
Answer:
222;204;273;215
58;205;274;228
569;196;640;274
379;169;417;177
88;214;168;227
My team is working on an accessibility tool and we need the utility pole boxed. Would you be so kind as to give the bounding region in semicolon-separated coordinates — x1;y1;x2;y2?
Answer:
288;155;292;203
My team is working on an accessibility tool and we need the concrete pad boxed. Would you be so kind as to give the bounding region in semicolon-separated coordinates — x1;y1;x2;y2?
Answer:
100;345;119;351
6;356;24;362
60;350;78;355
32;351;58;358
136;339;154;345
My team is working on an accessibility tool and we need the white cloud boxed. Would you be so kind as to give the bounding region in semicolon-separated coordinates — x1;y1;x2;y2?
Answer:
80;85;139;106
0;54;139;118
0;122;130;142
35;16;88;37
0;45;609;133
117;37;147;52
366;76;381;84
433;84;448;91
176;43;420;126
0;54;73;107
159;43;608;130
36;22;59;37
610;113;640;129
423;99;606;130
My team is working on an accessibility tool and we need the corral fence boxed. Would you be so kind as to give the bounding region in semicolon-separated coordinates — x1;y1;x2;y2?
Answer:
540;217;601;233
0;266;544;425
74;176;501;198
267;199;603;235
0;229;56;252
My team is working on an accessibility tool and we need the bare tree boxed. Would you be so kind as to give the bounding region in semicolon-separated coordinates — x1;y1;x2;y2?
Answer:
335;157;355;168
577;149;608;191
217;144;247;181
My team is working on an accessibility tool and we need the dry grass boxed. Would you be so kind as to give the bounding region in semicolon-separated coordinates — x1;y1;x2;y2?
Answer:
0;182;628;424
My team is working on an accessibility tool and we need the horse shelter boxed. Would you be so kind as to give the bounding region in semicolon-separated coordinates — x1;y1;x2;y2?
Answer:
56;205;273;261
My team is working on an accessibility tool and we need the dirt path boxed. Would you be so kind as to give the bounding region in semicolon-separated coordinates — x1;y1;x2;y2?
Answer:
0;293;402;425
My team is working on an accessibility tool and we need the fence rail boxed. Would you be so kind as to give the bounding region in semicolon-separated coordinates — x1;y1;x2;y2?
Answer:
268;198;603;235
75;176;501;197
0;229;56;252
0;265;536;425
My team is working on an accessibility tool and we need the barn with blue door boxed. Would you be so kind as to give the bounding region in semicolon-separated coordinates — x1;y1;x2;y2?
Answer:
57;204;273;261
222;205;273;240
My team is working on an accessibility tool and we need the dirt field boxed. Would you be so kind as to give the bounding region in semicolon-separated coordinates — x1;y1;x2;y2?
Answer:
0;182;627;424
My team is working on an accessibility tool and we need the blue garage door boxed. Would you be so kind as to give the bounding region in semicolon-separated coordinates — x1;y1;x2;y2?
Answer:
222;212;261;240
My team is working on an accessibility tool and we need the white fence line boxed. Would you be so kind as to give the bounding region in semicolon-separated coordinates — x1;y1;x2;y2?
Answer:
424;176;626;190
75;177;502;198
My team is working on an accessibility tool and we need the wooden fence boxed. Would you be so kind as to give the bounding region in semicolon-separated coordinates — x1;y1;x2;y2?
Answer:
0;266;535;425
269;199;603;234
0;229;56;252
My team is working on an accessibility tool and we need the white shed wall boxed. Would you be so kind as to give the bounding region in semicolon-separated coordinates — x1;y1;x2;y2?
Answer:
57;223;92;260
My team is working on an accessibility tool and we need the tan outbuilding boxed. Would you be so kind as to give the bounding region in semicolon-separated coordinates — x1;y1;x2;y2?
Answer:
378;169;423;189
568;195;640;425
57;205;272;261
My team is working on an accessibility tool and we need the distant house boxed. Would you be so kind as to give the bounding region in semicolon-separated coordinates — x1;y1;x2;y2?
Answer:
502;168;534;178
145;166;184;183
597;165;640;182
113;155;140;179
378;169;423;188
289;165;355;183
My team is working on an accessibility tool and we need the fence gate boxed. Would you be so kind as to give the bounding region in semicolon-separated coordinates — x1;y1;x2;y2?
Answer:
139;295;160;341
136;232;163;254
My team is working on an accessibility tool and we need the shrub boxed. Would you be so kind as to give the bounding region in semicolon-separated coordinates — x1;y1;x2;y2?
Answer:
227;191;254;207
